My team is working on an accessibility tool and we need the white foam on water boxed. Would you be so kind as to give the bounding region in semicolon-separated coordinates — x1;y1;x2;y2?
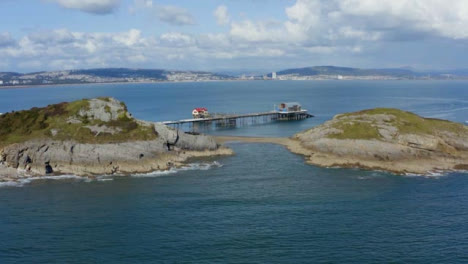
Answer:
0;161;224;187
0;181;25;188
404;170;447;178
0;175;90;188
96;177;114;182
132;161;223;178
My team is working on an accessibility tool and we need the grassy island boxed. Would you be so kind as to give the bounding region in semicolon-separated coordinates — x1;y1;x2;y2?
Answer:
0;97;156;148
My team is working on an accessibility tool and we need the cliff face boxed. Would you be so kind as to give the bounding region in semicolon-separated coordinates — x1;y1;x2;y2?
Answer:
0;98;229;177
293;108;468;174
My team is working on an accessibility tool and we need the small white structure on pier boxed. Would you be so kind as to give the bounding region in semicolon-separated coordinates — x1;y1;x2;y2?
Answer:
278;102;301;112
192;107;209;118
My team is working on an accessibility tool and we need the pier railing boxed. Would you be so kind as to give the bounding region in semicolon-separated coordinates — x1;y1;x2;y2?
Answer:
159;110;313;132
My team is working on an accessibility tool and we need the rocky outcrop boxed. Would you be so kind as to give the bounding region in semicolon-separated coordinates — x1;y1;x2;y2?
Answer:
78;97;128;122
291;108;468;174
0;98;232;180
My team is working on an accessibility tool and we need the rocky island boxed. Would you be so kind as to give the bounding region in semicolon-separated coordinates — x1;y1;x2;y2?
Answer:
290;108;468;174
1;100;467;182
0;97;232;182
217;108;468;175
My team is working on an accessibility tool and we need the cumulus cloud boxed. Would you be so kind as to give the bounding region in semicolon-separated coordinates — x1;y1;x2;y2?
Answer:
338;0;468;39
0;29;148;70
3;0;468;71
214;5;230;26
156;5;196;26
129;1;196;26
160;32;194;47
52;0;121;15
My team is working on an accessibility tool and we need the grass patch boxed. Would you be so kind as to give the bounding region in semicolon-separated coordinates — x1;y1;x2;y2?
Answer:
0;99;156;147
328;122;381;140
97;97;111;102
354;108;465;135
104;105;111;114
328;108;466;140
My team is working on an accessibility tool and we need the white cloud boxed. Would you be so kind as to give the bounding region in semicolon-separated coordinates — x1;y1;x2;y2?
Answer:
160;32;194;47
214;5;230;26
157;5;196;26
338;0;468;39
52;0;121;14
5;0;468;72
113;29;142;46
129;1;196;26
230;20;283;43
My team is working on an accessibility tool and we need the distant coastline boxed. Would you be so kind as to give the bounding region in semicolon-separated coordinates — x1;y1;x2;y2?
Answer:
0;79;238;90
1;66;467;88
1;77;466;90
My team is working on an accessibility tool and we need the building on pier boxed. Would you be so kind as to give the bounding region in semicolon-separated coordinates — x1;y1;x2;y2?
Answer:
192;107;209;118
278;102;301;112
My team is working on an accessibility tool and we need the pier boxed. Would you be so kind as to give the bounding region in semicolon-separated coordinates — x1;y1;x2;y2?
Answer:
159;102;313;132
160;109;313;132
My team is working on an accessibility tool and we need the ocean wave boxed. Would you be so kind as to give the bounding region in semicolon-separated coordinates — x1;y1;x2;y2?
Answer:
96;177;114;182
132;161;223;178
0;161;223;187
0;175;90;188
404;170;446;178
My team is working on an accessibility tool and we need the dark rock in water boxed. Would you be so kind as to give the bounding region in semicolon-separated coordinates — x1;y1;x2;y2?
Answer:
45;162;53;174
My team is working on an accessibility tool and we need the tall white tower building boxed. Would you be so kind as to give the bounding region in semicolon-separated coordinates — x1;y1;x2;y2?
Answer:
272;72;277;79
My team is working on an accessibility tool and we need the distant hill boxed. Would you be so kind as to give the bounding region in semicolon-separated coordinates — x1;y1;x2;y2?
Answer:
2;66;468;86
70;68;167;79
0;68;233;86
271;66;420;78
268;66;468;80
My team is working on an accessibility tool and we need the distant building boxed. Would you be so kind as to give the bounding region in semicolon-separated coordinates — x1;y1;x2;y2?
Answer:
272;72;277;79
10;80;19;85
192;107;209;118
278;102;302;112
0;80;3;85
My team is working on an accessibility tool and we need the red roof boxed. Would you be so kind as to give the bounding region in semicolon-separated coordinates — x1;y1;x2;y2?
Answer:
194;107;208;111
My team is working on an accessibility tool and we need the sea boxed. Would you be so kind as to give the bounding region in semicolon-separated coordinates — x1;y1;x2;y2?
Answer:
1;80;468;263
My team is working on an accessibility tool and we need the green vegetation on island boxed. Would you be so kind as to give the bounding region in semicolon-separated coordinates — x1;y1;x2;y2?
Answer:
327;108;467;140
0;97;156;148
292;108;468;174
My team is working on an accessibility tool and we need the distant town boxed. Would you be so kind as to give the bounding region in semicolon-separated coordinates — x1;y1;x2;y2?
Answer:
1;66;467;87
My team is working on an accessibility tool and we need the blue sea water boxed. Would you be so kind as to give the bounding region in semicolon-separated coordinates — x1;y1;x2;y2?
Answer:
1;80;468;263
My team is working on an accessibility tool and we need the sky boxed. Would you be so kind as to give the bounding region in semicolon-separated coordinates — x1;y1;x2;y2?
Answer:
1;0;468;73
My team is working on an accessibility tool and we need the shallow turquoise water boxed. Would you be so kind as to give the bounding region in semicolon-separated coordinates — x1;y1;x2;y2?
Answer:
1;81;468;263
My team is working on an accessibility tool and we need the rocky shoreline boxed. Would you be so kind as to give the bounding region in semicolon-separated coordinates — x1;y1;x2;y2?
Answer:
1;100;467;183
216;108;468;175
0;98;233;183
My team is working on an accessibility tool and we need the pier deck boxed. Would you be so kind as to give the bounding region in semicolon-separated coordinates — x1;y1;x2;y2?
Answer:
160;110;313;126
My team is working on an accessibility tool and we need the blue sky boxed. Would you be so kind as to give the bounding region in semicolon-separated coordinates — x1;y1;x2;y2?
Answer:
1;0;468;72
